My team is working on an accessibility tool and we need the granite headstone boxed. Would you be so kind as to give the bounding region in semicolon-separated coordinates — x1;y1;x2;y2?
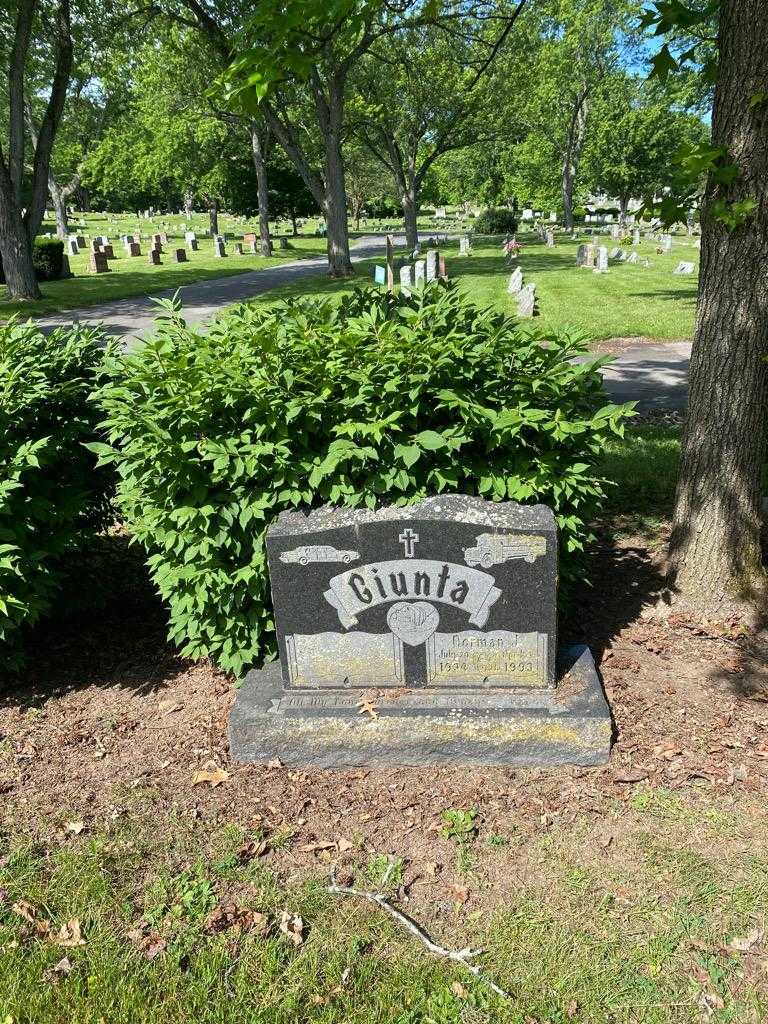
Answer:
229;496;611;766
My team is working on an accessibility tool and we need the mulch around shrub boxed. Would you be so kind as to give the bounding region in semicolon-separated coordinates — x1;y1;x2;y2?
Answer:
2;523;767;883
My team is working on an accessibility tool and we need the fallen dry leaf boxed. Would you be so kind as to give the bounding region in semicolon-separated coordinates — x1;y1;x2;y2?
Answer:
43;956;73;982
566;999;579;1018
357;699;379;720
12;900;38;924
447;883;469;904
238;839;270;862
64;821;85;836
206;904;269;936
612;770;648;784
54;919;85;948
450;981;469;998
299;841;337;853
337;837;354;853
192;762;229;788
729;928;765;953
279;910;304;946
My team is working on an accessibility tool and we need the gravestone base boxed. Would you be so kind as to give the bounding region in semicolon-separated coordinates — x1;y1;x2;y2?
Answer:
229;644;611;768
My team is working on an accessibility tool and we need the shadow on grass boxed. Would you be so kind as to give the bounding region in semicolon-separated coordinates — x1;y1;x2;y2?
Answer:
0;534;189;706
628;288;697;305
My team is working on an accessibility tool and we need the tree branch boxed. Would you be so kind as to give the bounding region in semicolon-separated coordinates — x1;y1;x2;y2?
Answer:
24;0;73;243
9;0;38;199
327;866;510;1000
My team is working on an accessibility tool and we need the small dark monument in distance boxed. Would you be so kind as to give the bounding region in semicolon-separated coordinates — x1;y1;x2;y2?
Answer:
230;496;612;767
173;248;188;262
89;251;110;274
147;249;161;266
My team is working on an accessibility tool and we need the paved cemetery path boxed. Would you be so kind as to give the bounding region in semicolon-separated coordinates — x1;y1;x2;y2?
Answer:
34;234;405;342
34;234;692;409
600;341;690;410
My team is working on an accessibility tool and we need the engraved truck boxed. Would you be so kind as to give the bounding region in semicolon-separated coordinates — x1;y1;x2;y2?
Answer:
463;533;545;568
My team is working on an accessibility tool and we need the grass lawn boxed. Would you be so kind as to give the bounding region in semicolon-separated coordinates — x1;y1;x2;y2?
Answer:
245;230;699;342
0;211;327;321
2;792;766;1024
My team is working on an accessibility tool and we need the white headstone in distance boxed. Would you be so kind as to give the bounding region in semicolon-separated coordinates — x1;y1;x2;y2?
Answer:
399;264;413;296
521;208;533;221
626;251;638;264
633;228;640;245
545;230;555;247
67;237;78;255
549;212;557;222
517;283;536;318
214;239;226;257
507;267;523;294
425;250;438;282
414;259;426;287
673;261;695;275
576;244;587;267
593;246;609;273
662;234;672;252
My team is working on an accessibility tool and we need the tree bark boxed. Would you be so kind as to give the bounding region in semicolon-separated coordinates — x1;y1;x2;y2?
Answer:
49;180;68;238
0;0;71;300
249;121;273;257
0;161;40;299
320;77;353;277
47;172;78;239
561;90;588;232
209;199;219;236
668;0;768;608
402;186;418;251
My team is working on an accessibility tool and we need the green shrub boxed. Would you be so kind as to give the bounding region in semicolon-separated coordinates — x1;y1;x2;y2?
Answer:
0;321;114;671
0;239;66;285
472;208;518;234
92;285;632;676
32;238;65;281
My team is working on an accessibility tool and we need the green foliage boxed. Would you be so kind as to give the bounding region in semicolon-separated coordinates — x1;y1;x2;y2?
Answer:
440;808;478;844
365;855;405;891
92;284;632;676
32;238;65;281
472;207;519;235
0;321;114;670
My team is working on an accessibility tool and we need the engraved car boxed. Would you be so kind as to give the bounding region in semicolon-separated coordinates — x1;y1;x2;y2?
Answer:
280;545;360;565
463;533;546;568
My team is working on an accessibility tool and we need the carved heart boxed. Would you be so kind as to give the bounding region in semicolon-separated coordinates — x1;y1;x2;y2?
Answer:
387;601;439;647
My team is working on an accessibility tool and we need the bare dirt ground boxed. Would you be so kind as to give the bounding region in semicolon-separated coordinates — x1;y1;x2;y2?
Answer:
2;523;767;906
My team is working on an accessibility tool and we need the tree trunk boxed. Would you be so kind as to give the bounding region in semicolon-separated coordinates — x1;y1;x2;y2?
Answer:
249;121;272;257
668;0;768;607
619;195;629;225
320;77;352;277
49;178;68;238
561;90;588;233
291;211;298;236
401;185;419;251
0;167;40;299
209;200;219;236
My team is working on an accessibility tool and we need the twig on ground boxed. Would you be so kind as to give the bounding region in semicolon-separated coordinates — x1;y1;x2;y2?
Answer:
326;863;510;999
